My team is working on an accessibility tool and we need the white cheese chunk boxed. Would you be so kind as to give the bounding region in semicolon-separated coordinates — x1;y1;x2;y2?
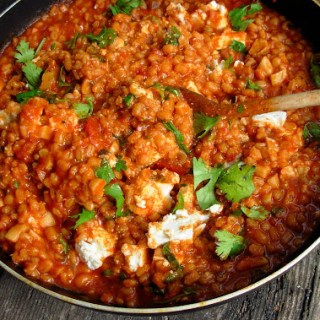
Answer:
252;111;287;128
121;244;148;272
75;227;115;270
207;203;224;215
147;209;210;249
208;0;227;14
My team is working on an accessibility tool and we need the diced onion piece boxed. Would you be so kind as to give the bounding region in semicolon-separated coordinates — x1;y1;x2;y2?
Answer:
5;224;29;242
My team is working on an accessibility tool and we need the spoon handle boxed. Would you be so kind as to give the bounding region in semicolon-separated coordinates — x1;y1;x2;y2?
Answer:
179;88;320;118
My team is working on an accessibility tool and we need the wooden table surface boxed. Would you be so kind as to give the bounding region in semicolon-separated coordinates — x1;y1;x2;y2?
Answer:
0;0;319;319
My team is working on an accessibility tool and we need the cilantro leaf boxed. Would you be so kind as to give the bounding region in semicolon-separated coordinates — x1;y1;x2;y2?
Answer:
302;121;320;142
14;40;35;64
311;57;320;88
86;27;117;48
237;104;244;114
193;157;223;210
59;236;70;254
162;242;183;282
229;40;247;54
246;79;261;91
16;89;43;104
193;112;220;139
123;93;135;108
115;158;127;172
172;191;184;214
110;0;143;15
223;56;234;69
229;3;262;31
164;26;181;46
214;229;245;260
105;183;125;217
66;33;80;49
71;208;95;229
35;38;46;56
95;159;115;184
73;97;94;119
58;66;71;88
217;162;255;203
153;83;180;101
22;62;43;90
163;121;190;154
241;205;269;220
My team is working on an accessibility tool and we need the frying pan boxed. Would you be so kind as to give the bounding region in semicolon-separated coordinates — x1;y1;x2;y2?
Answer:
0;0;319;314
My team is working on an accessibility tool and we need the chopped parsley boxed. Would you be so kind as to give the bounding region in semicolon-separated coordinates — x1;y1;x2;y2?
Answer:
237;104;244;114
71;208;95;229
223;56;234;69
66;33;80;49
241;205;269;220
246;79;261;91
13;181;20;189
172;191;184;214
73;97;94;119
162;242;183;283
16;89;43;104
109;0;143;15
115;158;127;172
216;162;256;203
58;66;71;88
35;38;46;56
95;159;115;184
14;39;44;96
123;93;135;108
59;236;70;254
14;40;35;63
229;40;247;54
193;157;223;210
86;27;117;48
163;26;181;46
105;183;125;217
214;230;245;260
302;121;320;143
163;121;190;154
193;112;220;139
229;3;262;31
153;83;180;101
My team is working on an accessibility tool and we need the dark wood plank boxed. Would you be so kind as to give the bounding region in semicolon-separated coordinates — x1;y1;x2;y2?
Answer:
0;246;319;320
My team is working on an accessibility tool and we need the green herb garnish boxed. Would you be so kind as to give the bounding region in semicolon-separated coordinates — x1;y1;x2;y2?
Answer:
95;159;115;184
105;183;125;217
223;56;234;69
163;26;181;46
110;0;143;15
214;230;245;260
241;205;269;220
153;83;180;101
229;40;247;54
123;93;135;108
163;121;190;154
58;66;71;87
216;161;255;203
14;40;35;63
229;3;262;31
246;79;261;91
311;59;320;88
193;157;223;210
86;27;117;48
302;121;320;142
66;33;80;49
71;208;95;229
237;104;244;114
16;89;43;104
59;236;70;254
193;112;220;139
73;97;94;119
172;191;184;214
115;158;127;172
162;242;183;283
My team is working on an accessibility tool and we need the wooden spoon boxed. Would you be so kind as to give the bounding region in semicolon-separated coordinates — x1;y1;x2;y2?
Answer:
179;88;320;118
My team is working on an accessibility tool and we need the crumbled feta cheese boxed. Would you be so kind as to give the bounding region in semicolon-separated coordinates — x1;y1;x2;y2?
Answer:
135;196;147;208
75;227;116;270
234;60;244;68
121;244;147;272
252;111;287;128
207;0;227;14
207;203;224;215
147;209;210;249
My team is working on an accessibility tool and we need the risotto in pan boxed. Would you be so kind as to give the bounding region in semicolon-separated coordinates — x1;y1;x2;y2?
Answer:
0;0;319;307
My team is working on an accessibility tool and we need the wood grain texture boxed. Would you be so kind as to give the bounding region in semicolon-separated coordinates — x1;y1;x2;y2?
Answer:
0;246;319;320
